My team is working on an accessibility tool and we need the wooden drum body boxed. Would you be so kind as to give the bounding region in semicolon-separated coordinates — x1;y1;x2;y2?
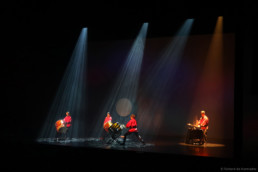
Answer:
55;119;68;133
103;121;112;132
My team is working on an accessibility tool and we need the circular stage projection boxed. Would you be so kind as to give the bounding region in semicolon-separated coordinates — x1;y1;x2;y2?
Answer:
116;98;132;117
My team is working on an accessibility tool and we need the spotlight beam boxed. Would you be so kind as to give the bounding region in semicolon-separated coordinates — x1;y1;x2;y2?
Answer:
90;23;148;138
188;16;231;139
137;19;194;140
38;28;88;139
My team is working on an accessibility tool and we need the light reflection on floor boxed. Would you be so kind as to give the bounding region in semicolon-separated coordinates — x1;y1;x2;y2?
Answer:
37;137;153;150
36;137;233;158
178;142;225;147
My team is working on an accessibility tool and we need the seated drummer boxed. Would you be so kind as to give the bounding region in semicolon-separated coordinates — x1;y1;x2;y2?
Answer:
198;110;209;143
121;114;145;145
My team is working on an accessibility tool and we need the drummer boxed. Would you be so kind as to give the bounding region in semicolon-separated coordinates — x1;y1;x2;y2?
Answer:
55;111;72;140
103;112;112;132
100;112;113;140
63;111;72;138
198;110;209;143
121;114;145;145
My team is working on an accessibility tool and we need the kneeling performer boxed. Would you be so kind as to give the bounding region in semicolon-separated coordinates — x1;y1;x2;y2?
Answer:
121;114;145;145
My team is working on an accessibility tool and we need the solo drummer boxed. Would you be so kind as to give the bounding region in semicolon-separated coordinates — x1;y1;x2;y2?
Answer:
197;110;209;143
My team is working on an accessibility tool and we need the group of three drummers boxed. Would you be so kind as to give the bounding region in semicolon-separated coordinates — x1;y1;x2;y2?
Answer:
56;110;209;145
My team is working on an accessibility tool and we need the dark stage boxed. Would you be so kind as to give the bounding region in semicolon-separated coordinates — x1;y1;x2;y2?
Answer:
2;2;258;171
36;137;233;158
2;137;245;171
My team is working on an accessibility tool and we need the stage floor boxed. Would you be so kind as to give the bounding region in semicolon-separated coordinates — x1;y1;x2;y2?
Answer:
36;136;234;158
1;136;238;171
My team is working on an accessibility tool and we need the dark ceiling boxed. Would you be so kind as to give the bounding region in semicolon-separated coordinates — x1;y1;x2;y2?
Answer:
2;2;254;41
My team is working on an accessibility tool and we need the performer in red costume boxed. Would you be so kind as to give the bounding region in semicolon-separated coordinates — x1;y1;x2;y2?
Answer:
55;111;72;140
121;114;145;145
100;112;113;140
63;111;72;138
64;111;72;127
198;110;209;143
103;112;112;132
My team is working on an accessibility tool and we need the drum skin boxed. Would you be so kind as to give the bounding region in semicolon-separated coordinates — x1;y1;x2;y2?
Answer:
103;121;112;132
108;122;123;140
55;119;65;132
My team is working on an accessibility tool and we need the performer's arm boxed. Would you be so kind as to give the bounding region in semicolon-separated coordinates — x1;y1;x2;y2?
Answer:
126;120;131;128
63;118;66;124
197;119;201;127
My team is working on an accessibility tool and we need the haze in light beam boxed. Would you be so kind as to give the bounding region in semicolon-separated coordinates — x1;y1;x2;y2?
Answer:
38;28;88;139
137;19;194;141
187;16;231;139
90;23;148;138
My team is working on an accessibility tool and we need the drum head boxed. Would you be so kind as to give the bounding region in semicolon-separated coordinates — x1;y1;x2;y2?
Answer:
108;122;123;139
56;119;65;132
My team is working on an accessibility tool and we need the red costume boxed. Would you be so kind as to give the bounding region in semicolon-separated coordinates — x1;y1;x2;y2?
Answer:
199;115;209;130
63;115;72;127
126;118;138;132
121;116;145;145
103;116;112;126
103;116;112;132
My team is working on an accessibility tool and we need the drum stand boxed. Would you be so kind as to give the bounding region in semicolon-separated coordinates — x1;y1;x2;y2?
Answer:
55;127;69;141
185;128;205;145
105;122;124;145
